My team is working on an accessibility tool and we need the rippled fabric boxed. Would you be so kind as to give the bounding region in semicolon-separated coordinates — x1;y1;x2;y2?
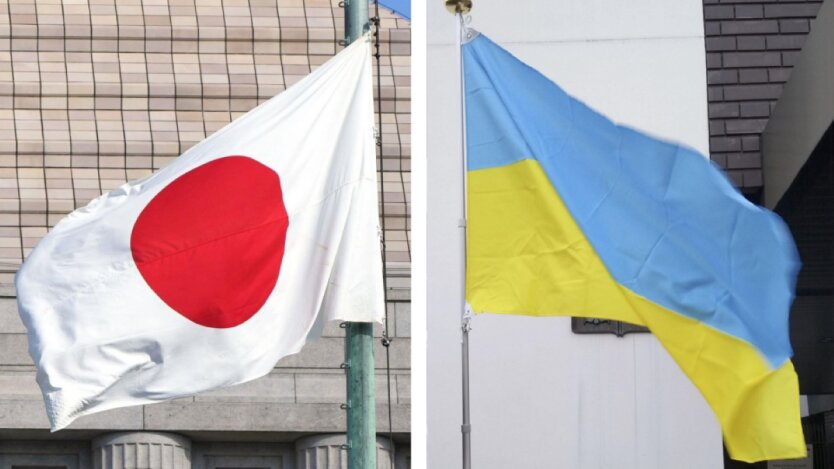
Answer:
464;32;804;463
17;37;382;431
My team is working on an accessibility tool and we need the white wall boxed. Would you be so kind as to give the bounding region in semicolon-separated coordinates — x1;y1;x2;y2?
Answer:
427;1;722;468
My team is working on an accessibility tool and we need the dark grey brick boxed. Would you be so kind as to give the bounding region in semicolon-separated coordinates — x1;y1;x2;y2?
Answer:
709;102;740;118
740;101;771;117
779;19;810;33
708;86;724;102
710;120;726;136
721;20;779;35
764;4;822;19
742;136;761;152
735;5;764;19
781;50;801;66
742;169;763;187
705;5;735;19
726;170;744;188
727;153;762;169
722;51;782;68
725;118;769;134
768;67;792;82
738;68;769;83
706;36;736;51
706;53;723;69
737;36;766;50
711;154;728;169
705;21;722;36
708;69;738;85
725;153;744;169
721;0;782;3
723;84;783;101
710;136;742;152
766;34;808;50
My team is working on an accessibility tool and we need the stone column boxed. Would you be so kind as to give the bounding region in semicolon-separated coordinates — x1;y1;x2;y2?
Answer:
295;434;395;469
92;432;191;469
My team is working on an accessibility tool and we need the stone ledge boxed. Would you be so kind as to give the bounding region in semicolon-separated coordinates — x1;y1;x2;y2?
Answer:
144;401;410;433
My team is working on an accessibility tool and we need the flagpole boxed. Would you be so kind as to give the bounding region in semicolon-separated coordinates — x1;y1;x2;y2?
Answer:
458;11;473;468
343;2;376;469
445;1;474;468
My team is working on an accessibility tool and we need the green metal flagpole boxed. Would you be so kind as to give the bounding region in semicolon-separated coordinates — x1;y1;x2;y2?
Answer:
345;322;376;469
343;1;376;468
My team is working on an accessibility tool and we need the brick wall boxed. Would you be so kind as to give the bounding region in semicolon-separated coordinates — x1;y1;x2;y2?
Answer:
0;0;410;446
704;0;824;197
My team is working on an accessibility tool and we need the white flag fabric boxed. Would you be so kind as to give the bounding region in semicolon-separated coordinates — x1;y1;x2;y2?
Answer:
15;36;383;431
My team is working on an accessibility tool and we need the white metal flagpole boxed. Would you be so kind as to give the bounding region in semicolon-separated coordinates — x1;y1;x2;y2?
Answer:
446;1;475;468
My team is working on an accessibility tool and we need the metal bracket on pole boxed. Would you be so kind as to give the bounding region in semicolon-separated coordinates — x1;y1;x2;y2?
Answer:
462;303;474;333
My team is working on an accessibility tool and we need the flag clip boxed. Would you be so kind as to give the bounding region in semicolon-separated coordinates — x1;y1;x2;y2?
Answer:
462;303;474;332
457;10;477;44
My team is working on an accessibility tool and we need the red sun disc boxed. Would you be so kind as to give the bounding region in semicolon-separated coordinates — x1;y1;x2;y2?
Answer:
131;156;288;328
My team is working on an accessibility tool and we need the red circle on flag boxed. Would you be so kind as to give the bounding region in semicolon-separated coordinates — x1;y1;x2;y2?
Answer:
130;156;288;328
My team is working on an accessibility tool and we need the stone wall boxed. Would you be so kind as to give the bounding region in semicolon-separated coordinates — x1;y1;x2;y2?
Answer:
0;1;411;467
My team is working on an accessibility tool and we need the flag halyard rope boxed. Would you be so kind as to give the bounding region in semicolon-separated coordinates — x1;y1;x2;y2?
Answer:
373;1;398;466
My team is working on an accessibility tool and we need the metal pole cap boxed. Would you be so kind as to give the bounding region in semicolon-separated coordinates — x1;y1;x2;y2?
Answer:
445;0;472;14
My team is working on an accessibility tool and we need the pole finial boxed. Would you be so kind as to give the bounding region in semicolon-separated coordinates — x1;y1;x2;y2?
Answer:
445;0;472;14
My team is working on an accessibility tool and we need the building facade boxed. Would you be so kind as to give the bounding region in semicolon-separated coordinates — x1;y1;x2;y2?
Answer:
757;1;833;468
427;1;721;467
703;0;824;200
0;1;411;468
428;0;830;468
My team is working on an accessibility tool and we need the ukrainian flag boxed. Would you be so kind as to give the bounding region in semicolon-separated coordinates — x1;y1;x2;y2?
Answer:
464;32;804;463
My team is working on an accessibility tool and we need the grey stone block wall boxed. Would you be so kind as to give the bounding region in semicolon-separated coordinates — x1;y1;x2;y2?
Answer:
0;296;410;435
0;289;410;468
0;0;411;465
704;0;825;193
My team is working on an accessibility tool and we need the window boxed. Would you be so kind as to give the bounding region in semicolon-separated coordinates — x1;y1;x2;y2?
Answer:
0;441;88;469
191;442;293;469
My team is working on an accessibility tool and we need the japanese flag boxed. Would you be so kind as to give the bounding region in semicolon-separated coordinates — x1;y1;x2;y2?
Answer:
15;37;383;431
